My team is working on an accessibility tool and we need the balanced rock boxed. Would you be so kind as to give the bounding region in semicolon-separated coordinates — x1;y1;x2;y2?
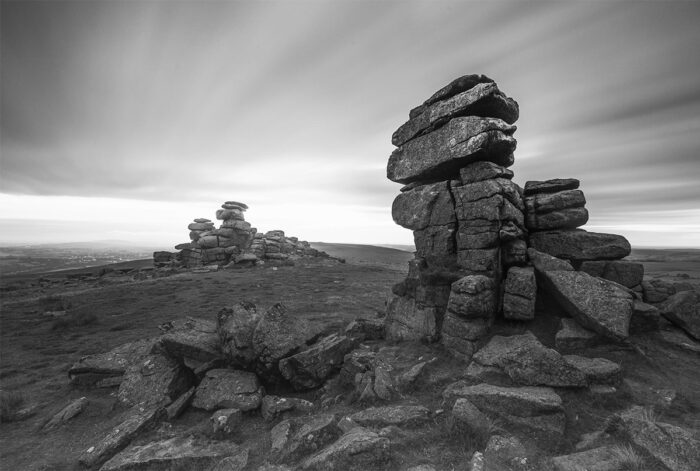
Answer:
541;270;633;341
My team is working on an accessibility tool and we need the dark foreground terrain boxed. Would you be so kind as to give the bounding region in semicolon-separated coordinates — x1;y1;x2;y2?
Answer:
1;245;699;470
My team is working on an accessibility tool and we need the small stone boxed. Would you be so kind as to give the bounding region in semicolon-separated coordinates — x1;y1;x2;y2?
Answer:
211;408;243;434
260;395;314;421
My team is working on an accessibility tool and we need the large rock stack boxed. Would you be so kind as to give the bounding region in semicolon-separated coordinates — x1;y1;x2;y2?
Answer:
385;74;522;359
386;74;639;360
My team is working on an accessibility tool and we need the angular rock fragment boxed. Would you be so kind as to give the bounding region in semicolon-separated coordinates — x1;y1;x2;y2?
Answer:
527;248;573;273
279;334;356;390
270;414;341;464
659;290;700;340
117;353;193;408
42;397;88;431
630;300;660;334
192;369;263;412
300;427;390;470
555;319;601;352
217;301;261;368
160;317;221;362
344;318;385;341
349;405;430;428
68;338;156;386
446;275;497;319
608;406;700;471
451;398;490;437
385;295;438;341
443;382;565;443
165;386;195;420
470;332;587;387
100;436;248;471
78;406;162;468
579;260;644;289
551;446;628;471
563;355;622;386
541;270;633;341
261;395;314;421
211;408;242;435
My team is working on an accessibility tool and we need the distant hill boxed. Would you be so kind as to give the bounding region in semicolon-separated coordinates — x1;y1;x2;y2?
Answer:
310;242;413;271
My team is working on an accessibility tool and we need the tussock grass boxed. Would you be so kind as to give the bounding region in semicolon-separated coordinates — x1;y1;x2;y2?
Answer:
0;390;27;423
638;406;659;424
611;444;646;471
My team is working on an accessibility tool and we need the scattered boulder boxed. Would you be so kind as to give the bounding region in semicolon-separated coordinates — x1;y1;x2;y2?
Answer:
100;436;249;471
279;334;357;390
349;405;430;428
192;369;263;412
217;302;261;369
300;426;390;470
642;279;677;304
659;290;700;340
541;270;633;341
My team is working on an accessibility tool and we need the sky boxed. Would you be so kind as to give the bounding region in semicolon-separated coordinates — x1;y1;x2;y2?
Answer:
1;0;699;248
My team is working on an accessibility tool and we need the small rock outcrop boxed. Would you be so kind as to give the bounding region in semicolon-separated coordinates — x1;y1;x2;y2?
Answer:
155;201;330;269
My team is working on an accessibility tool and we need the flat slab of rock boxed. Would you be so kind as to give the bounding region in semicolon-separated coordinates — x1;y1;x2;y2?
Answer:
527;248;573;273
100;436;248;471
555;319;602;353
69;338;156;386
529;229;631;261
270;414;341;463
609;406;700;471
563;355;622;386
192;369;262;411
349;405;430;428
392;81;519;146
443;382;565;443
161;317;221;362
387;116;516;184
470;332;587;387
524;178;579;196
551;445;627;471
660;290;700;340
117;353;192;408
541;270;633;341
300;427;390;470
78;406;162;468
279;334;356;390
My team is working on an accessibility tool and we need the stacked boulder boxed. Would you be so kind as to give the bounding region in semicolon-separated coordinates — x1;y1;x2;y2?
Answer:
386;74;522;359
386;74;641;360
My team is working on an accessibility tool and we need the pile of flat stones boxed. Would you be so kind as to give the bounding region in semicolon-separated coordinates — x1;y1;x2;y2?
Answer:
154;201;328;269
385;74;650;359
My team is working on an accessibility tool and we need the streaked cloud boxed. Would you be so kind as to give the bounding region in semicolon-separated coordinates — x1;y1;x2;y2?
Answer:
1;1;699;246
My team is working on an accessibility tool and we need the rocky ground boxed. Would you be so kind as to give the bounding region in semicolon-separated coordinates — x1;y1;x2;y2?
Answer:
1;247;699;470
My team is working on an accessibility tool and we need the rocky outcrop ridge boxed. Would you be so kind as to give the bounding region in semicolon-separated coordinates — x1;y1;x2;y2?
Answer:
154;201;330;269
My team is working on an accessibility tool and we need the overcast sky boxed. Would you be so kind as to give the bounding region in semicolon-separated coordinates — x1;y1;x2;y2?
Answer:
2;0;699;248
